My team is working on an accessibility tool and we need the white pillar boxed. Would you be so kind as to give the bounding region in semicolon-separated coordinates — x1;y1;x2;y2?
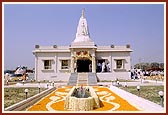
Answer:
111;53;113;73
55;54;57;73
92;56;96;73
70;49;75;73
35;54;38;80
109;55;112;73
71;56;75;73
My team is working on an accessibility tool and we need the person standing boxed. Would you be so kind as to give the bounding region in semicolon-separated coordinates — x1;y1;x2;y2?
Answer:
74;62;77;72
102;62;105;72
107;63;110;72
128;70;131;79
89;64;92;72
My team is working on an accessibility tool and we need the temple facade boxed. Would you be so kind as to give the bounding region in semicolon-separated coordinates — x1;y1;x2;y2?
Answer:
33;10;132;82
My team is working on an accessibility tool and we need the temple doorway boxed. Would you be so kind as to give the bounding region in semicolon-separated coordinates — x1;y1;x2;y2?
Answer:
77;59;92;72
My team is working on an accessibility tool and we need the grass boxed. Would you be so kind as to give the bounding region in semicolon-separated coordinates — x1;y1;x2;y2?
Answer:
6;82;17;85
4;87;47;108
100;79;137;82
120;86;164;105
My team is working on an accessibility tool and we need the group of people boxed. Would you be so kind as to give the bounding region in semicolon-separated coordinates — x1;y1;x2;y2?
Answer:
130;69;164;80
97;62;110;72
130;69;143;80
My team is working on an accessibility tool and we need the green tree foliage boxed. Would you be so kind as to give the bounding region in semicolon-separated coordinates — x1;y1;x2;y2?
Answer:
150;62;159;69
134;62;164;70
159;63;164;69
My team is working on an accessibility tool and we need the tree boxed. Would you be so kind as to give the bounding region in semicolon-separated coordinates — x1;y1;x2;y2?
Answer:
134;62;163;71
159;63;164;69
134;63;140;69
134;63;150;70
150;62;159;69
141;63;150;70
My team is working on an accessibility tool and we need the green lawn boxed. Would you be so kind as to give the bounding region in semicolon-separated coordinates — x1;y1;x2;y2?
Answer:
4;87;47;108
100;79;137;82
120;86;164;105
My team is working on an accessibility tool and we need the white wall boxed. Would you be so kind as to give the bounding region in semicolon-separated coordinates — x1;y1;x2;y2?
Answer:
35;52;71;81
35;51;131;81
96;51;131;80
96;72;130;81
111;52;131;72
57;52;71;73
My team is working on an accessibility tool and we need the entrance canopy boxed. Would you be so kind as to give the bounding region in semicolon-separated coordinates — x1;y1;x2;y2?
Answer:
74;51;92;61
74;51;92;72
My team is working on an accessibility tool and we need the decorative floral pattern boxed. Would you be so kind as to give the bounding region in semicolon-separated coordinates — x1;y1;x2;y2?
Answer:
93;86;139;111
74;51;92;60
27;86;139;111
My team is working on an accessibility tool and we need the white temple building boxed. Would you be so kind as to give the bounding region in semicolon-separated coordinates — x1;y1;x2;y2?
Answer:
33;10;132;85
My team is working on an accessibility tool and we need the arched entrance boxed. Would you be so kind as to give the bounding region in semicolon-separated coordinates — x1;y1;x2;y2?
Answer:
77;59;92;72
73;50;92;73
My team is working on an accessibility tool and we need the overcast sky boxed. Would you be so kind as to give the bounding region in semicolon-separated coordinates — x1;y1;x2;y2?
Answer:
3;3;165;70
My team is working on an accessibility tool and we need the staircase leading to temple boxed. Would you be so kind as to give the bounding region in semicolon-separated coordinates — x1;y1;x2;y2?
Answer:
88;73;98;86
77;73;88;85
67;73;78;86
68;73;97;86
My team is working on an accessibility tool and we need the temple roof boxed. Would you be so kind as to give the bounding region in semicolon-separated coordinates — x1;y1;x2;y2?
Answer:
72;9;94;44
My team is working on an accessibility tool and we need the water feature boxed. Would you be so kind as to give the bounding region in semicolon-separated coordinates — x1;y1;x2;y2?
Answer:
71;85;90;98
64;85;100;111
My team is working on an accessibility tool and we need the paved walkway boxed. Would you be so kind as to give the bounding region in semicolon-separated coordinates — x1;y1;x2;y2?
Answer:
100;79;165;112
109;85;164;112
4;79;164;88
4;82;67;88
97;79;164;86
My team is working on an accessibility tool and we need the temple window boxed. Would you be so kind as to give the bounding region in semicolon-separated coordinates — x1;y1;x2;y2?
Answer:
61;60;69;69
113;59;127;72
44;60;52;70
116;59;125;69
116;60;122;69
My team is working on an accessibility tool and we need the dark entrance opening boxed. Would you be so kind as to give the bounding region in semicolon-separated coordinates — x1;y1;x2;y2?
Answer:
77;59;92;72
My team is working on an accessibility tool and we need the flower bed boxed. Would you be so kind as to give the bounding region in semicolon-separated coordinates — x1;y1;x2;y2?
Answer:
27;86;139;111
92;86;138;111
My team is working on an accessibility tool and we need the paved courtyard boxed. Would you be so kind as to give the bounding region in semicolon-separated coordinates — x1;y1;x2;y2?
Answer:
4;79;165;112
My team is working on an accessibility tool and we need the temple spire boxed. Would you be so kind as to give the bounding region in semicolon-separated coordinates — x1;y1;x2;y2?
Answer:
72;9;93;43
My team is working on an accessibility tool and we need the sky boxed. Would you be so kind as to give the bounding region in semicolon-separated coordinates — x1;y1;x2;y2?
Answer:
3;3;165;70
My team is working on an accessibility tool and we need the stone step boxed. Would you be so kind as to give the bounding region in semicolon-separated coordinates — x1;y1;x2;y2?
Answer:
88;73;97;85
68;73;98;86
68;73;78;86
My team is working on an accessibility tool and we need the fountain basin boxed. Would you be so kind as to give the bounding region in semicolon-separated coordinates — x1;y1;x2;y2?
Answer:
64;86;100;111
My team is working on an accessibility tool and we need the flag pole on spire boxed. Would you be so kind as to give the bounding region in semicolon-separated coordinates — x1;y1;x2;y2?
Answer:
82;8;85;18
